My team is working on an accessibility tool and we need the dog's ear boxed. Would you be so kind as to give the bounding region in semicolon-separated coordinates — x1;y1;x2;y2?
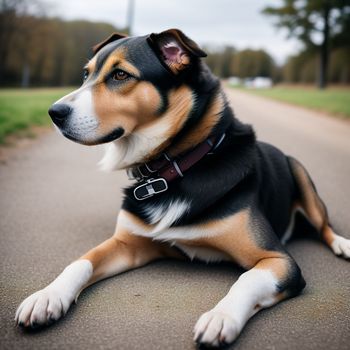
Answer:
148;29;207;74
93;32;127;55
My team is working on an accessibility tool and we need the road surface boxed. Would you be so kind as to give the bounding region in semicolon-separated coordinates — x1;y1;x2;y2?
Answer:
1;88;350;350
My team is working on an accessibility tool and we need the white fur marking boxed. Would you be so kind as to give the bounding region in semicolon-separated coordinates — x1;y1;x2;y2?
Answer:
118;210;221;242
15;260;92;327
330;234;350;258
164;41;180;49
98;117;173;171
53;86;98;142
67;89;98;139
194;269;278;346
144;200;190;233
281;207;308;245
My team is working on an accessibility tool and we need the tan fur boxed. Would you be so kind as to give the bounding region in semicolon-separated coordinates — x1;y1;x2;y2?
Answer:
322;225;336;246
289;158;335;246
256;257;288;281
97;48;141;79
170;210;283;269
169;91;224;156
90;47;163;138
93;80;162;136
290;159;326;230
80;229;183;286
143;85;194;160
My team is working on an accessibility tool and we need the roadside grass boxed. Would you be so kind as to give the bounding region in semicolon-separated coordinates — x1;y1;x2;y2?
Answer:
1;86;349;144
231;85;350;118
0;88;74;143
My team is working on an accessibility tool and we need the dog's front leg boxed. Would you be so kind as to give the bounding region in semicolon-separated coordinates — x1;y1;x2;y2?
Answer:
194;255;305;348
15;227;176;328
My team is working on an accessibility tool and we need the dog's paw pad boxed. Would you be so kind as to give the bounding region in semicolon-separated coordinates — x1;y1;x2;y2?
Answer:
331;235;350;259
193;310;240;348
15;288;70;328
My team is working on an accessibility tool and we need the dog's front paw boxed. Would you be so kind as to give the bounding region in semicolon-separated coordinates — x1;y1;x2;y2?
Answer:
194;310;241;348
15;286;72;328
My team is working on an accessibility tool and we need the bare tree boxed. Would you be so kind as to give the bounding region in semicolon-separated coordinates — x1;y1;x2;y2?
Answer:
263;0;350;89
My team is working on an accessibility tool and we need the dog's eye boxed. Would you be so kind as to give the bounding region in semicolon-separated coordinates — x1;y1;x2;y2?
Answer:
83;69;89;81
113;69;129;81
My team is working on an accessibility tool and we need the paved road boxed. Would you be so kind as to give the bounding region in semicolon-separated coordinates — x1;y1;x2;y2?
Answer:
1;88;350;350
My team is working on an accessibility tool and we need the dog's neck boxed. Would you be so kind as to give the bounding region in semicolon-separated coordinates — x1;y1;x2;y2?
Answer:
98;65;231;172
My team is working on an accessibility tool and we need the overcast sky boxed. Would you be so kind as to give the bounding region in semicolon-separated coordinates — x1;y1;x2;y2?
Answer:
44;0;301;64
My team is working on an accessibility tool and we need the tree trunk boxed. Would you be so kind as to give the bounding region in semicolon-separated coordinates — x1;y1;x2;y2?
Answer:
319;3;330;89
21;62;30;88
126;0;135;35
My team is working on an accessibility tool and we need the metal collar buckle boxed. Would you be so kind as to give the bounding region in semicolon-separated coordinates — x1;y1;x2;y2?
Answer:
127;167;146;182
127;168;137;180
133;178;168;200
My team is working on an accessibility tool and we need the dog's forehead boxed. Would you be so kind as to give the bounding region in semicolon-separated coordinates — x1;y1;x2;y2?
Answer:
94;36;149;72
94;37;129;71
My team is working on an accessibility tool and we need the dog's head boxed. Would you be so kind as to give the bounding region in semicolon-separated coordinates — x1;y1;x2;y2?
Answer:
48;29;206;152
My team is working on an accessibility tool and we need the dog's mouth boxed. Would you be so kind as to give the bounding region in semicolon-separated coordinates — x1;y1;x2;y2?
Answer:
62;127;125;146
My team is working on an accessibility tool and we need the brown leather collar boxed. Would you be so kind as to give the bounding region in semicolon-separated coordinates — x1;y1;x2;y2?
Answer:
128;133;226;200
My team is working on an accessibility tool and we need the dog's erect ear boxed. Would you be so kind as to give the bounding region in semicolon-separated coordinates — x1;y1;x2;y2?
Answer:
92;32;128;55
148;29;207;74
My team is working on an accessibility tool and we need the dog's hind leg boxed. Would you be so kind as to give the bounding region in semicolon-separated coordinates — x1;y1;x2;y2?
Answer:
15;214;181;328
288;156;350;258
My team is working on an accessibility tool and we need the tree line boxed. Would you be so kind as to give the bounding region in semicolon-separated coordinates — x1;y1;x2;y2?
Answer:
263;0;350;88
205;45;350;85
0;1;124;86
206;0;350;86
0;0;349;87
205;47;277;81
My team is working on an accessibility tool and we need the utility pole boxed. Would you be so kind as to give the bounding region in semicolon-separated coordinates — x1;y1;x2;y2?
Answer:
127;0;135;35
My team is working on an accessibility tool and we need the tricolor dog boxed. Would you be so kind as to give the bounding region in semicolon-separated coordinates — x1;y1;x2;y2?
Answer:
15;29;350;348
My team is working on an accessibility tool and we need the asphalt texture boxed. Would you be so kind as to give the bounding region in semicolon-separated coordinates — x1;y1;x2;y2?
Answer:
1;88;350;350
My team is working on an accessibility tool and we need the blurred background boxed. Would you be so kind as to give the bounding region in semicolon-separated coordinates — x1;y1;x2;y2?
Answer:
0;0;350;143
1;3;350;349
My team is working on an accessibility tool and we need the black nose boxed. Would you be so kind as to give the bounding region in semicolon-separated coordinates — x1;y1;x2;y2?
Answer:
48;103;71;127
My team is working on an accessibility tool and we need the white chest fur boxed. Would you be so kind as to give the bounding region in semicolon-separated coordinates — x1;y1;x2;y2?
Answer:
117;201;230;263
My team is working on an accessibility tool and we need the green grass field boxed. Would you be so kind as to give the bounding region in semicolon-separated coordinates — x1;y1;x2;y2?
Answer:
0;88;74;143
233;86;350;118
1;86;349;144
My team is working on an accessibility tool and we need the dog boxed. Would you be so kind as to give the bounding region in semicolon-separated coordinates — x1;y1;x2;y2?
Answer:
15;29;350;348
